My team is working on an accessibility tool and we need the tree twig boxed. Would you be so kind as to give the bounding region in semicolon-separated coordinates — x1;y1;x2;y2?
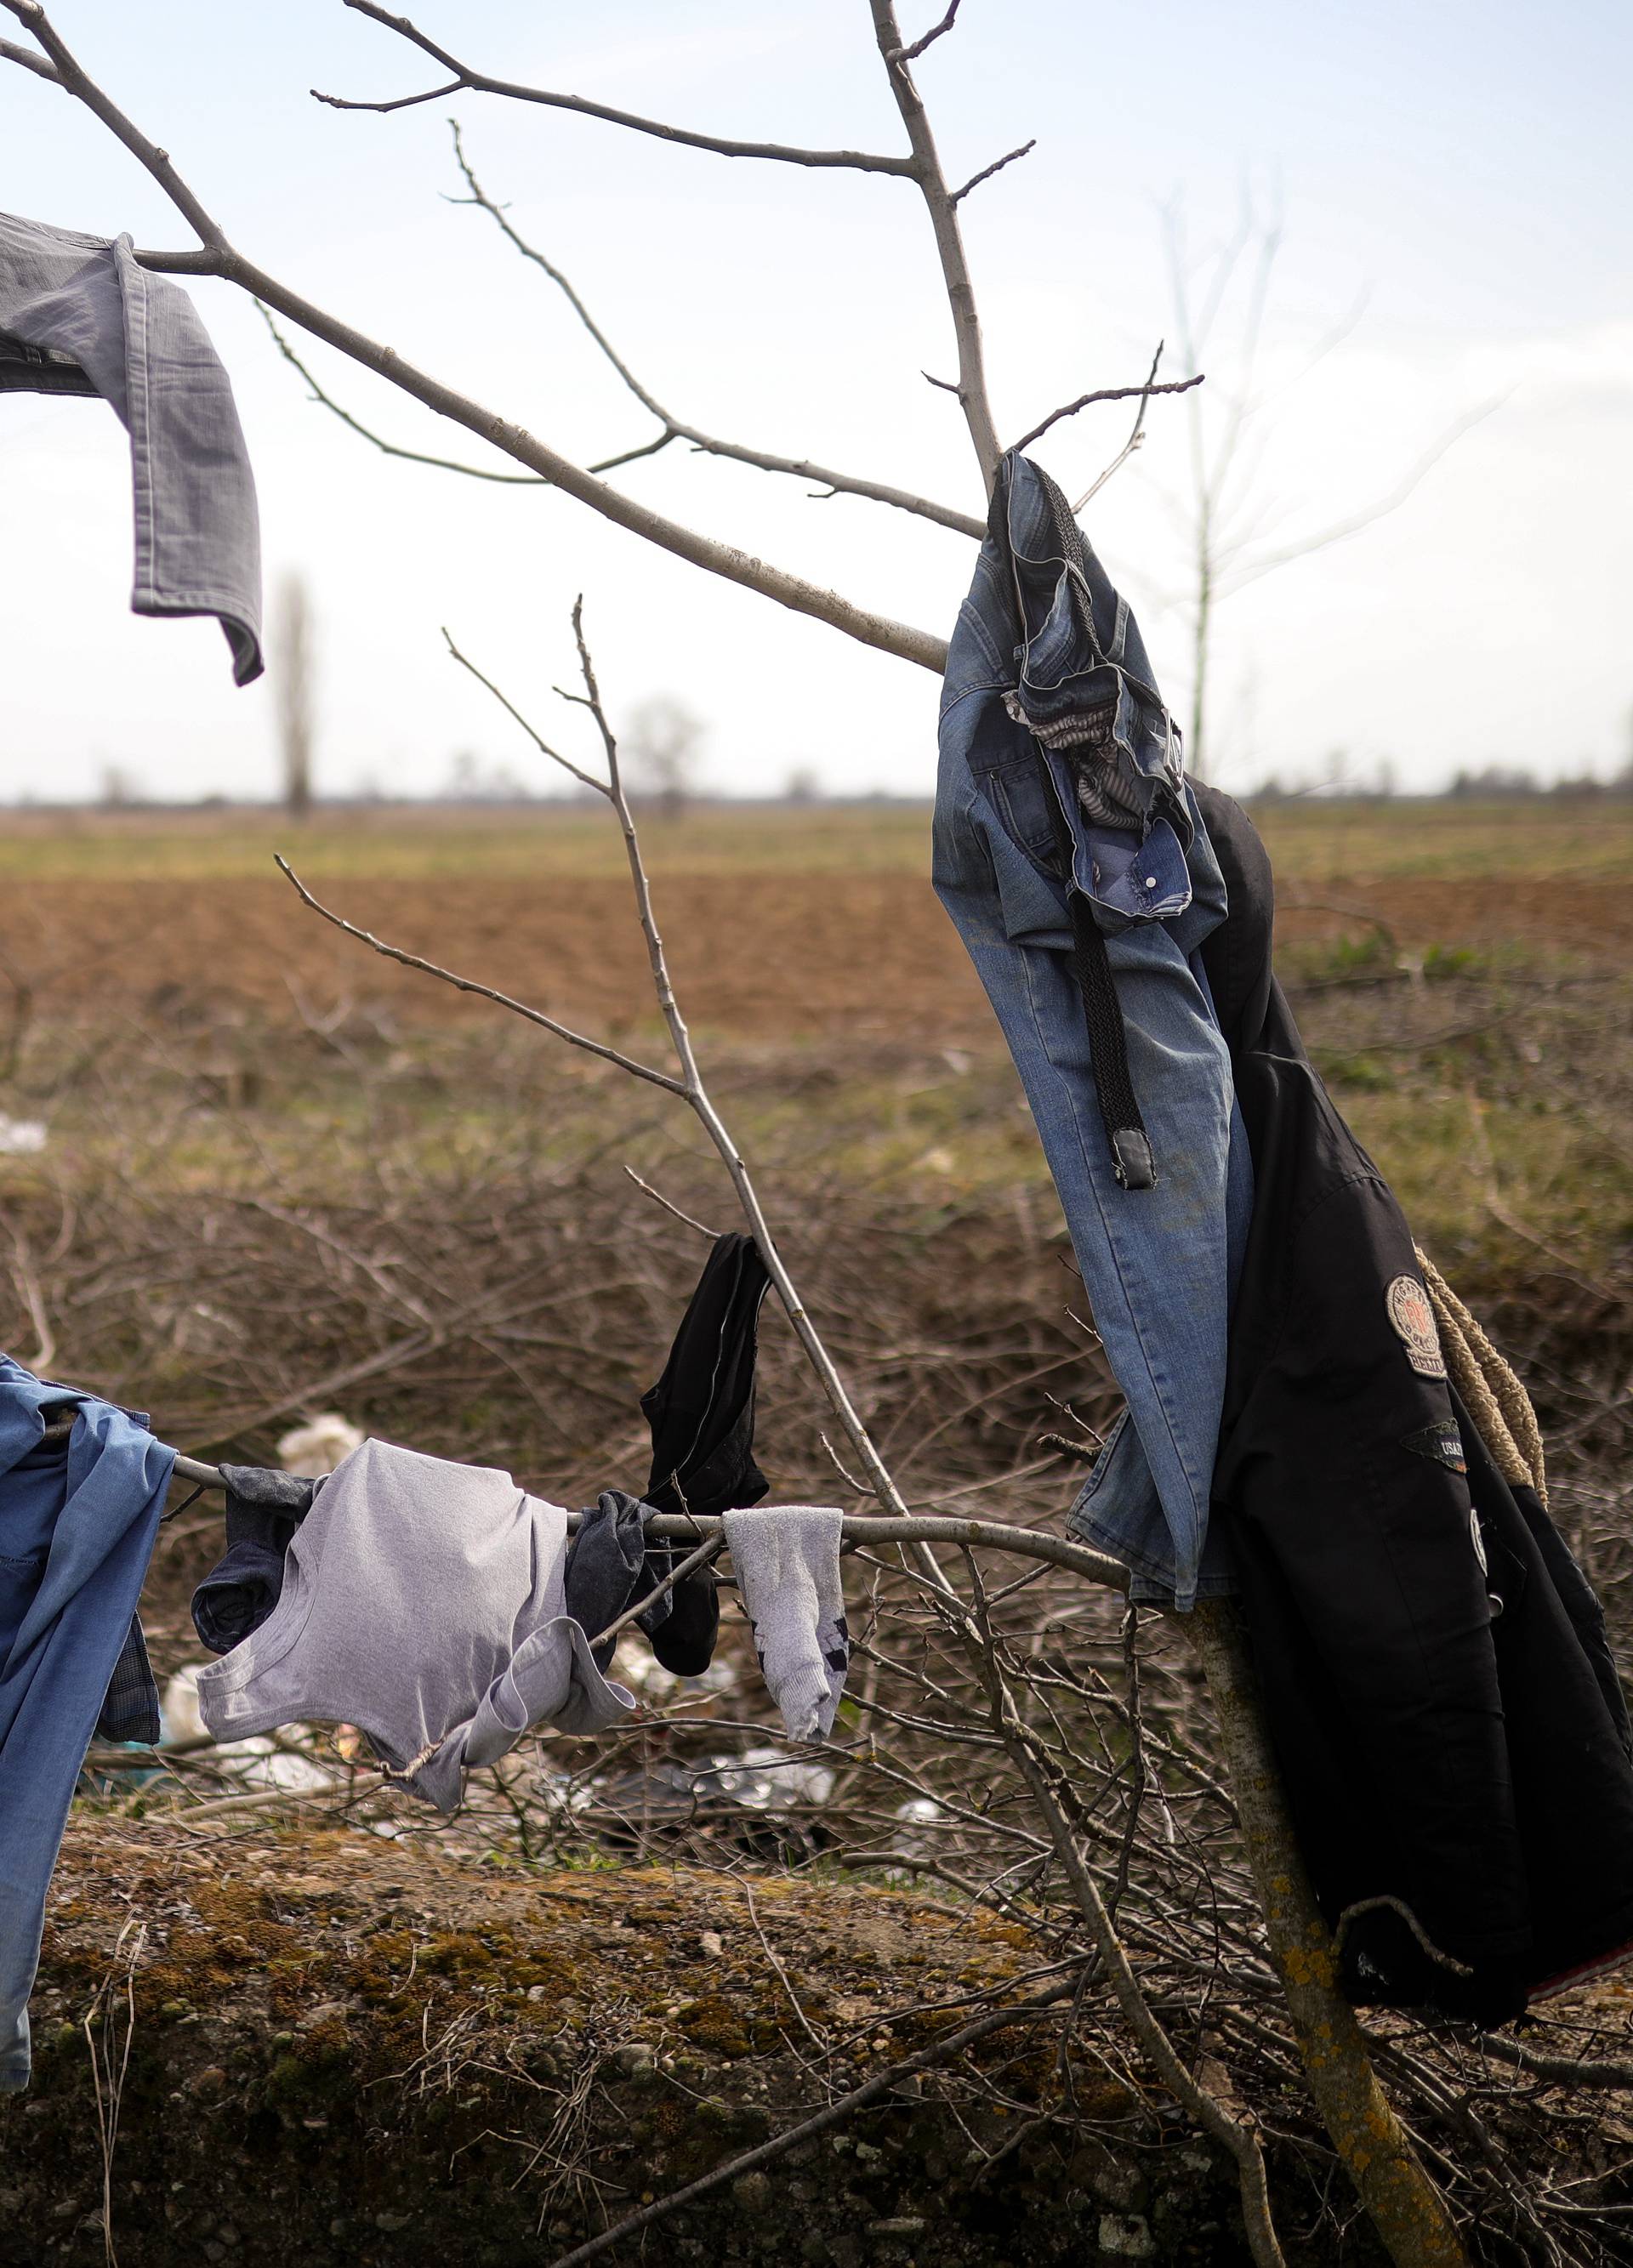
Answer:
257;303;547;483
959;1583;1289;2268
1072;341;1169;510
447;125;986;538
315;0;915;175
870;0;1001;487
621;1166;718;1242
589;1534;724;1652
272;855;682;1093
1010;371;1204;456
950;139;1036;205
540;1973;1084;2268
891;0;964;64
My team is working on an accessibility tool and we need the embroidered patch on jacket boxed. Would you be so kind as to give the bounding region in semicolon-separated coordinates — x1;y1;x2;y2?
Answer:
1385;1275;1447;1378
1401;1420;1466;1475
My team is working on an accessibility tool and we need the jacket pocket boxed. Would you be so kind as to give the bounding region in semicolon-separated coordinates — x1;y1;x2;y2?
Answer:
987;753;1061;866
0;1550;45;1662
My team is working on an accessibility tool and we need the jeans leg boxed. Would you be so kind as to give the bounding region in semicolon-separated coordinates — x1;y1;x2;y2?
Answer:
933;775;1234;1606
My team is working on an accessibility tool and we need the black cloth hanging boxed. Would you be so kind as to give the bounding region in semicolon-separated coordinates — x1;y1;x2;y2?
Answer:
637;1232;773;1676
1192;781;1633;2020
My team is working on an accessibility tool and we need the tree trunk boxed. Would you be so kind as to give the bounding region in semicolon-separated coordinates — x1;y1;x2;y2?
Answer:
1187;1600;1469;2268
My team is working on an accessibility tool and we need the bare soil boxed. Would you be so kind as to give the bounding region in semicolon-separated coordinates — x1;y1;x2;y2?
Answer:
3;1821;1248;2268
5;871;1630;1045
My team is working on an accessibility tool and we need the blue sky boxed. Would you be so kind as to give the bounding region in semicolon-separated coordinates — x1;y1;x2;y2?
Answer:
3;0;1630;799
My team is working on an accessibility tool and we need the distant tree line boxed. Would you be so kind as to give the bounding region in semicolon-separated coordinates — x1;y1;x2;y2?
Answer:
1251;756;1633;803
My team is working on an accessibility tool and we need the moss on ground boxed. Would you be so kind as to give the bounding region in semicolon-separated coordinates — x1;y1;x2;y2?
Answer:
0;1822;1273;2268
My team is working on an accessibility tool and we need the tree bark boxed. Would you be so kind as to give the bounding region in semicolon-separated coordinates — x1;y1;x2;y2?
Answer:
1187;1600;1469;2268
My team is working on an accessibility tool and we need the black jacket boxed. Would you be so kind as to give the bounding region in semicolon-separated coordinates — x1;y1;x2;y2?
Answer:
1192;784;1633;2020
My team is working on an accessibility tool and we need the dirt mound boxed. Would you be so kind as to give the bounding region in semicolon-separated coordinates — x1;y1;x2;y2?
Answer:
4;1821;1245;2268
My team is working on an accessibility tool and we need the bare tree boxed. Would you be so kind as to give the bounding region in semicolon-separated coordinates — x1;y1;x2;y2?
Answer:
272;570;316;821
95;760;141;810
1161;186;1495;778
0;9;1517;2264
621;694;704;822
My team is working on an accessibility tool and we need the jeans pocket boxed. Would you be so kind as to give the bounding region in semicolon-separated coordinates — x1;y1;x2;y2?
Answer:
987;754;1061;866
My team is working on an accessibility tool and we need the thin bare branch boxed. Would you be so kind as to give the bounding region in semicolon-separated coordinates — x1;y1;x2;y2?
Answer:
0;27;52;77
447;124;667;417
1072;342;1169;510
313;70;459;117
0;1;947;672
589;1535;724;1652
417;601;939;1546
256;304;549;484
440;631;607;797
447;125;984;538
316;0;914;175
821;1431;875;1498
621;1166;719;1242
542;1973;1083;2268
577;597;928;1531
1002;1727;1288;2268
581;430;678;475
272;856;684;1095
871;0;1001;487
956;1590;1288;2268
1220;398;1503;592
891;0;964;63
950;139;1036;205
1010;371;1205;456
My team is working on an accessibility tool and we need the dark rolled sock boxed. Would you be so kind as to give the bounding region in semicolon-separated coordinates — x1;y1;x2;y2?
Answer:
649;1564;720;1678
191;1465;318;1656
566;1491;653;1671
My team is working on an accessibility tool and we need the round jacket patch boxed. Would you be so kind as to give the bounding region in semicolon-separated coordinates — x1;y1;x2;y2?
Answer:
1386;1275;1446;1378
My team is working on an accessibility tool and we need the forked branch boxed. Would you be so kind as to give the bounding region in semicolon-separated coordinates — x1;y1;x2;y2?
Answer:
869;0;1001;485
316;0;915;174
447;126;986;538
0;0;949;671
276;600;924;1528
271;859;684;1095
1010;367;1206;455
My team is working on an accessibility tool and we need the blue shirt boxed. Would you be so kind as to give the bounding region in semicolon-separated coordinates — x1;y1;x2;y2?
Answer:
0;1356;174;2091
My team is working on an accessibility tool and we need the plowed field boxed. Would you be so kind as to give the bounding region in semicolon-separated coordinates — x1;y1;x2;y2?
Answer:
5;844;1630;1041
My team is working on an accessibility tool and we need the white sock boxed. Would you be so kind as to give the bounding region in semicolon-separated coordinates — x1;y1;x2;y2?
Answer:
721;1505;848;1738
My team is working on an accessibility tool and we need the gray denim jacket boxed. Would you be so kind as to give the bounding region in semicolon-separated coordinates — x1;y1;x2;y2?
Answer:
0;209;262;682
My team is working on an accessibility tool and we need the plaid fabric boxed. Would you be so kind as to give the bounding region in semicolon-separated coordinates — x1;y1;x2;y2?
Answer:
95;1614;160;1746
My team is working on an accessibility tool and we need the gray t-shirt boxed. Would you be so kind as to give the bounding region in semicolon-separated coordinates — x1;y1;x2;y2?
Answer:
196;1439;632;1812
